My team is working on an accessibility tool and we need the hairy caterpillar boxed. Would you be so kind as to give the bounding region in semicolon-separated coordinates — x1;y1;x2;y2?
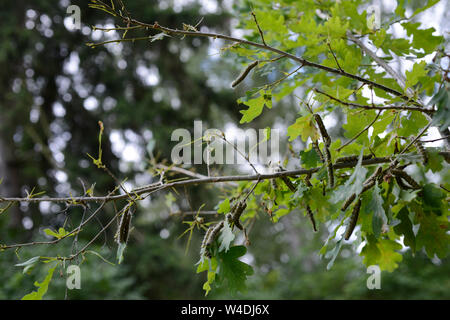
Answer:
200;225;214;258
335;154;373;163
312;140;325;163
201;221;225;258
313;114;331;147
230;200;247;230
281;176;296;192
413;139;428;164
231;61;259;88
306;205;318;232
341;193;356;212
116;207;132;244
362;179;376;193
324;147;334;188
391;169;421;190
276;165;297;192
225;212;234;225
270;178;278;191
365;166;383;185
303;175;318;232
395;176;413;190
344;198;361;240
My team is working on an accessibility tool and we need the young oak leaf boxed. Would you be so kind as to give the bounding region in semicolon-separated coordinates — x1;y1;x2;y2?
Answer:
361;236;403;272
43;227;74;240
287;114;320;142
238;91;272;124
217;198;231;214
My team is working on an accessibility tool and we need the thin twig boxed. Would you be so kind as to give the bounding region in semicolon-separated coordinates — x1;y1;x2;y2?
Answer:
399;123;432;155
314;88;434;115
421;136;450;143
218;134;260;175
171;210;219;216
327;42;343;72
337;110;382;152
251;11;267;46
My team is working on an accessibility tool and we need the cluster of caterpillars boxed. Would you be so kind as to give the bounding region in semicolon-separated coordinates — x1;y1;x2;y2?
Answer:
342;159;422;240
272;165;318;232
200;200;247;258
115;206;133;245
341;166;383;240
413;139;428;165
312;114;334;188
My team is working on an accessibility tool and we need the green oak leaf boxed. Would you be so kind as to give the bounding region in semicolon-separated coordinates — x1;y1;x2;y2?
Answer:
361;236;403;272
22;263;58;300
427;150;444;173
405;61;427;90
300;147;321;168
216;246;254;294
272;208;290;223
406;0;440;18
394;207;416;253
367;184;387;238
430;87;450;130
370;28;386;47
371;112;395;139
398;112;428;137
421;183;445;215
238;90;272;124
196;257;218;296
287;114;320;142
43;227;73;239
416;212;449;259
402;22;444;55
217;198;231;214
343;110;375;144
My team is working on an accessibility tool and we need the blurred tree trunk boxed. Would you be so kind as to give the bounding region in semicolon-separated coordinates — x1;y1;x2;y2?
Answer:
0;126;22;230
